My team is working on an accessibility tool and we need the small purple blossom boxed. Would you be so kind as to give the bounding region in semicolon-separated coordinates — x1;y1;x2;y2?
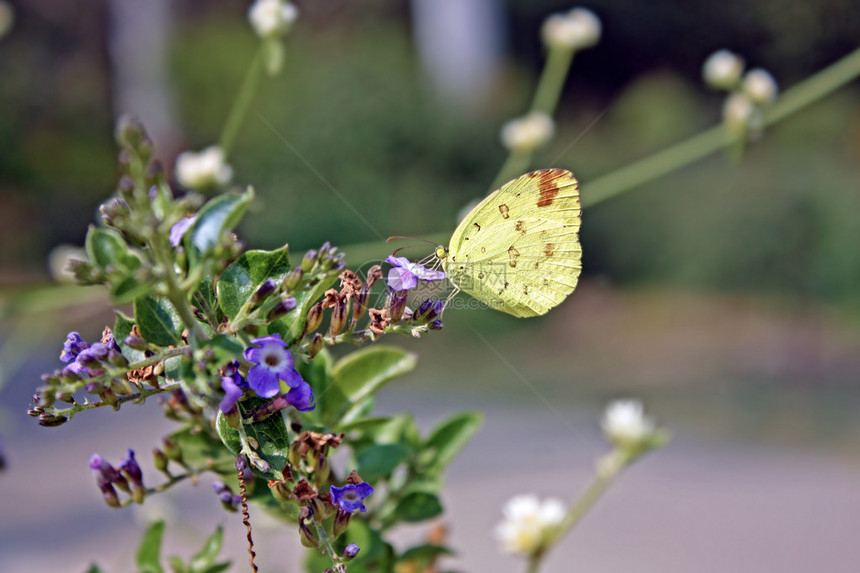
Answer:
385;256;446;291
169;215;198;247
344;543;360;559
89;454;122;487
330;482;374;513
119;449;143;488
244;334;305;398
60;332;89;363
284;380;315;412
219;375;245;414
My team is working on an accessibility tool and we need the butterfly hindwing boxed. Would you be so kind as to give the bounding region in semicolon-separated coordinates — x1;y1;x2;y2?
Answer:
446;169;582;317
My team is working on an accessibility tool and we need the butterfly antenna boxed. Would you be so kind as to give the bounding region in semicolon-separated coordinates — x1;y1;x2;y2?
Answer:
387;236;441;257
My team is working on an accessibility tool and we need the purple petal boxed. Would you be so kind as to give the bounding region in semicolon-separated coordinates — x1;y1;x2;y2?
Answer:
247;366;280;398
387;267;417;291
409;264;446;282
385;255;411;268
285;381;314;412
169;215;197;247
219;376;244;413
249;334;287;349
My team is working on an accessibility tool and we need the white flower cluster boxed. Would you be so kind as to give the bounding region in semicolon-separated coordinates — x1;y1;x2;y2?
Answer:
495;494;566;556
541;7;601;51
702;49;778;136
602;399;656;447
500;111;555;153
248;0;299;39
175;146;233;189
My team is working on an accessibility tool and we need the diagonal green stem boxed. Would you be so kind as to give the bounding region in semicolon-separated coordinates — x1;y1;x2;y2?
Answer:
219;45;266;156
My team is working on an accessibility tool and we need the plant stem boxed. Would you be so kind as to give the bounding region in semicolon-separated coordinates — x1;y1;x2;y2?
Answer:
532;48;576;115
63;380;182;421
582;46;860;207
219;45;266;156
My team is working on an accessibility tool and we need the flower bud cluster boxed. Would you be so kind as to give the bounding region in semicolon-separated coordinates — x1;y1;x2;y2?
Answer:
541;7;601;51
702;50;778;137
248;0;298;39
90;450;145;507
212;480;243;512
601;399;668;459
175;146;233;190
495;494;566;557
500;112;555;153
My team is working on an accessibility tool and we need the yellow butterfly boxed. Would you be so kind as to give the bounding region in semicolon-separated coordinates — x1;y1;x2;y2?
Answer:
437;169;582;317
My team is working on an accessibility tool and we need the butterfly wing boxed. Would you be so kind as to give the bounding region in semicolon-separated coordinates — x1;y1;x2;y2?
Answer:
446;169;581;317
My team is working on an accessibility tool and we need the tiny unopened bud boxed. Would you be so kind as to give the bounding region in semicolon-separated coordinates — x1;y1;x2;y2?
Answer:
723;92;756;136
314;454;331;488
304;302;324;334
541;7;601;51
289;441;304;468
428;319;444;330
742;68;778;105
500;112;555;153
343;543;360;561
329;298;348;337
117;176;135;196
123;334;147;350
703;49;744;90
250;453;271;474
388;290;408;323
414;299;444;323
253;278;278;304
284;267;304;291
99;482;121;508
332;507;352;539
299;513;320;548
153;448;169;474
99;198;130;227
268;297;297;320
235;454;249;472
353;283;370;322
115;115;147;149
308;333;325;359
162;437;183;464
269;479;293;503
38;413;68;427
301;249;318;273
107;348;128;367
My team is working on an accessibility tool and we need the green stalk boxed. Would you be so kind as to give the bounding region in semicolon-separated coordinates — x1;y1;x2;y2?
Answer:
219;45;266;156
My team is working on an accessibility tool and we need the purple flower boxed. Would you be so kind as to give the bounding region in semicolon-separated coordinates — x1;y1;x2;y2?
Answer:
169;215;198;247
60;332;89;363
385;256;446;291
344;543;360;559
330;482;374;513
119;449;143;488
284;380;315;412
63;360;91;379
219;375;245;414
89;454;121;487
244;334;305;398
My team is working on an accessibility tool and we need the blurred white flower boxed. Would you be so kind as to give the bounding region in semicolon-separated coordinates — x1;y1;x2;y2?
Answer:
742;68;778;105
48;245;87;285
722;92;757;135
248;0;298;39
0;1;13;40
175;146;233;189
702;49;744;90
495;494;566;556
541;7;601;51
602;400;655;447
500;111;555;153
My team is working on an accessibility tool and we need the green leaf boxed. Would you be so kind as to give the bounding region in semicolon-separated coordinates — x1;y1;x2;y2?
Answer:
356;443;410;482
189;526;223;573
215;398;291;480
167;556;187;573
420;412;483;473
198;563;231;573
114;311;146;363
134;294;183;346
110;273;151;303
169;426;235;474
85;226;130;269
189;188;254;255
84;565;105;573
136;520;166;573
202;334;245;364
217;245;291;320
393;490;444;523
370;414;421;450
337;416;392;434
323;346;416;424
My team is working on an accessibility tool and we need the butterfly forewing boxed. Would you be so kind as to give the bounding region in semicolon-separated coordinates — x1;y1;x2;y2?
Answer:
446;169;582;317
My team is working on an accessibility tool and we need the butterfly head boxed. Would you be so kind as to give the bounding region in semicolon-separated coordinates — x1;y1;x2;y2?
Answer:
434;246;447;261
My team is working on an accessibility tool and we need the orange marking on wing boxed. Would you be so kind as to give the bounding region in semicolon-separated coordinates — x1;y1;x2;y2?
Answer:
499;204;510;219
544;243;555;257
536;169;563;207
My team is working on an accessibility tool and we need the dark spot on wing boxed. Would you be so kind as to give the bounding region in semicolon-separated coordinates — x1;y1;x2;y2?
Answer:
544;243;555;257
499;204;510;219
508;246;520;267
537;169;563;207
481;246;486;253
515;220;526;234
473;223;481;231
542;278;549;285
523;285;529;295
534;262;540;269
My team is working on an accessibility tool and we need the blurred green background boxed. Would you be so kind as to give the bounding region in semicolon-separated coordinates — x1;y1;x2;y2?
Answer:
2;1;860;571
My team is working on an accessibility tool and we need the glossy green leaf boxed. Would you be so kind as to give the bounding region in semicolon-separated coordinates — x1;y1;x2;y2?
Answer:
215;398;291;480
420;412;483;473
217;245;291;319
167;557;187;573
134;294;183;346
189;188;254;255
189;526;223;573
356;443;410;482
337;416;392;434
198;563;231;573
136;520;165;573
324;346;416;423
393;490;443;523
399;543;454;562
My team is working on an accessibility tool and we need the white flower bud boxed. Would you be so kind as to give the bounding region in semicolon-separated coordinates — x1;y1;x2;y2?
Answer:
495;495;566;556
702;49;744;90
602;400;655;447
541;8;601;51
0;1;14;40
248;0;298;39
48;245;87;285
175;146;233;189
500;111;555;153
742;68;778;105
722;92;756;135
